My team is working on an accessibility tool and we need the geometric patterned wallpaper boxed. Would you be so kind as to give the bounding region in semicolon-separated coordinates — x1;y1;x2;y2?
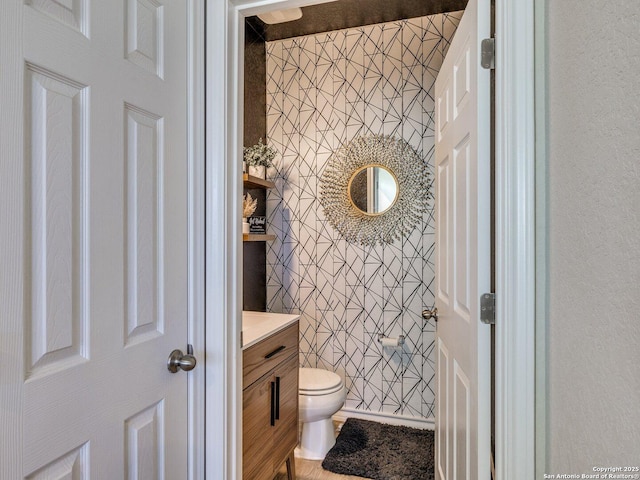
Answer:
265;13;462;420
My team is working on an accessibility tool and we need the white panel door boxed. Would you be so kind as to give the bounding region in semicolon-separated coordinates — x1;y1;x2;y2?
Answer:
0;0;190;477
434;0;491;478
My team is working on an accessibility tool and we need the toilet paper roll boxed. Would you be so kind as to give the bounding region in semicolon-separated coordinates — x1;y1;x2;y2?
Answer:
380;337;401;347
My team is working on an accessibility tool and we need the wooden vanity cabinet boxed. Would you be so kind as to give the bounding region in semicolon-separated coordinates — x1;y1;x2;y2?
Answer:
243;321;299;480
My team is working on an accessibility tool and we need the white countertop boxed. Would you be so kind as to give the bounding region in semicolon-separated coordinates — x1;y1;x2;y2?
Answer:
242;311;300;350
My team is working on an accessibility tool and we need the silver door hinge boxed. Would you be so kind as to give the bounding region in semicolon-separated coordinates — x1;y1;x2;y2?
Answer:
481;38;495;70
480;293;496;324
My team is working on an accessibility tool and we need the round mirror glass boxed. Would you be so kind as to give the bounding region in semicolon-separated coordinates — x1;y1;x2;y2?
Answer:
348;165;399;215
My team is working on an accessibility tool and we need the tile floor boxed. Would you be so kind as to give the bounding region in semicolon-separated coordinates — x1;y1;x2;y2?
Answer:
273;421;372;480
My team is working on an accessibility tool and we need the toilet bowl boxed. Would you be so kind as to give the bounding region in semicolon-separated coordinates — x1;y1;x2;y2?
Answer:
296;368;346;460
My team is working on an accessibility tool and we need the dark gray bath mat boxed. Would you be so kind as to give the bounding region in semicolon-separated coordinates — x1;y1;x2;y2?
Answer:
322;418;435;480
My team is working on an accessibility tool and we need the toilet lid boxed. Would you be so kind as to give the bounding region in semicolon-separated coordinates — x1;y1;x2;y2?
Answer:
299;368;343;394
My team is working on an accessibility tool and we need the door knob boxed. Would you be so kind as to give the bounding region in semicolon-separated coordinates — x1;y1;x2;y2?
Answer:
422;308;438;322
167;344;197;373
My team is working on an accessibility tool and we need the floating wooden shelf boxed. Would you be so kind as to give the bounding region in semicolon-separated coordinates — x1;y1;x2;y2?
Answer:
243;173;275;189
243;234;276;242
242;175;274;241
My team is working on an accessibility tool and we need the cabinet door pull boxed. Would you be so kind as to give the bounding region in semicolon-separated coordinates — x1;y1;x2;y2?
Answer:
275;376;281;420
264;345;286;359
270;381;276;426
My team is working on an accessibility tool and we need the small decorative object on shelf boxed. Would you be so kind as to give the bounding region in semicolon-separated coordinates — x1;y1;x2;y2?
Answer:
243;138;277;179
248;216;267;234
243;193;257;234
249;165;265;179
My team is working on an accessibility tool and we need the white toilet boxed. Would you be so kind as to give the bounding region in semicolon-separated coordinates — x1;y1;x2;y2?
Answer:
296;368;346;460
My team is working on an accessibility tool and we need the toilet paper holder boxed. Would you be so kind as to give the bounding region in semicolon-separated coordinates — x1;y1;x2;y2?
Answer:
377;334;405;347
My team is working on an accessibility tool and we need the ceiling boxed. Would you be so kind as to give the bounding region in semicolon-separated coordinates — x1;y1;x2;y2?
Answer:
246;0;468;42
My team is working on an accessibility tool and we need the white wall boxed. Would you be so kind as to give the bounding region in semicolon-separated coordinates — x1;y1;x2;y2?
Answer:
546;0;640;470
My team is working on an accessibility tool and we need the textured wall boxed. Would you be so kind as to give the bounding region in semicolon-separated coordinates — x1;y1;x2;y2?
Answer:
243;21;267;311
244;23;267;146
546;0;640;469
265;13;461;420
247;0;468;42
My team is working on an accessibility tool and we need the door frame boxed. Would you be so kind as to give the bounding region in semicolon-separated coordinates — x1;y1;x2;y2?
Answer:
187;1;206;479
0;3;24;477
495;0;543;480
205;1;537;479
493;1;537;479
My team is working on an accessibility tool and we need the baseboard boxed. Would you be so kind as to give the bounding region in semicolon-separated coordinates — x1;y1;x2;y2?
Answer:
333;407;435;430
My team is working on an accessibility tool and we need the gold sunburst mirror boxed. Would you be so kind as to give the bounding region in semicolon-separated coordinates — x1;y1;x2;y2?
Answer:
320;135;430;246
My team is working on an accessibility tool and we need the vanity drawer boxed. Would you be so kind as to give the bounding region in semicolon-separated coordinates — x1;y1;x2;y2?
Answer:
243;321;299;388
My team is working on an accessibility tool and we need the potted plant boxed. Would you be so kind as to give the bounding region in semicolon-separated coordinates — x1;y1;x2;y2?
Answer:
242;193;257;234
243;138;277;179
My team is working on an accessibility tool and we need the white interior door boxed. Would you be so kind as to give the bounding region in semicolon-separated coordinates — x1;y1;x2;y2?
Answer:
434;0;491;478
0;0;190;477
